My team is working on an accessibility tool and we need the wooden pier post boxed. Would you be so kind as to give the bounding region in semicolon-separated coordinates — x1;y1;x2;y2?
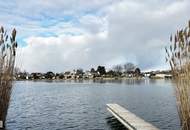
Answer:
0;120;3;129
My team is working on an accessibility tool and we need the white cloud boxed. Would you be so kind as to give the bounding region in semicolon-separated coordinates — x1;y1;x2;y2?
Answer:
79;15;108;34
11;0;190;72
16;33;105;72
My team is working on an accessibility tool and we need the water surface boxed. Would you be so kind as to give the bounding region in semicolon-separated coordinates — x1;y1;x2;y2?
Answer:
6;79;180;130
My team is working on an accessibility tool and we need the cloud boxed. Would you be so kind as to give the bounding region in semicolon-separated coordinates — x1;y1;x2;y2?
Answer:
79;15;108;34
3;0;190;72
16;33;107;72
104;0;190;70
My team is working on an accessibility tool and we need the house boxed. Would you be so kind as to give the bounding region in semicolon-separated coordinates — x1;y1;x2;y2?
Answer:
83;71;93;79
75;69;84;79
148;70;172;79
30;73;43;79
44;72;55;79
64;71;72;79
16;72;29;80
55;73;65;79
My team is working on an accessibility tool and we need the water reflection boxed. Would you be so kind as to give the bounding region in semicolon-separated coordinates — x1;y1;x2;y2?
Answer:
123;79;144;85
90;78;169;85
29;78;172;86
106;116;128;130
6;79;179;130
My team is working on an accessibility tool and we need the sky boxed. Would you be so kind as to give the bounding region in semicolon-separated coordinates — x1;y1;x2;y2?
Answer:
0;0;190;72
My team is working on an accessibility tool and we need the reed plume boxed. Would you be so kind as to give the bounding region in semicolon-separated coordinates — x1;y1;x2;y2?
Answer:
166;20;190;130
0;26;17;128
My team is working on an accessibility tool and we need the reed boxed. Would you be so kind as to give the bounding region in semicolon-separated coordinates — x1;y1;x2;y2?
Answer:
0;26;17;128
166;20;190;130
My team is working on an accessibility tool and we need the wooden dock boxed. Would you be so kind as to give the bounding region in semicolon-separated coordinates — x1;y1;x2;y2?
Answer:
107;104;159;130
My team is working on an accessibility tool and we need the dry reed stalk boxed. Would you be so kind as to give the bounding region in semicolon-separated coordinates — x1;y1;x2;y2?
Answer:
0;26;17;128
166;20;190;130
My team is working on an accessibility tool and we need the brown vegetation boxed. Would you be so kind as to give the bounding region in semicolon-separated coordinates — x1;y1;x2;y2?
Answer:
0;26;17;128
166;20;190;130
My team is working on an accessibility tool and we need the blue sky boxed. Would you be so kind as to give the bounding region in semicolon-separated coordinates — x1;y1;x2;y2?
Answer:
0;0;190;72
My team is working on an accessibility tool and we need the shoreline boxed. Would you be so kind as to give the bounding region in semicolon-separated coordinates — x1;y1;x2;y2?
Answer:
14;76;172;82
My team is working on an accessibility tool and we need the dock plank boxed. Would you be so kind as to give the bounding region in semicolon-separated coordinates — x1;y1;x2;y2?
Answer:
107;104;159;130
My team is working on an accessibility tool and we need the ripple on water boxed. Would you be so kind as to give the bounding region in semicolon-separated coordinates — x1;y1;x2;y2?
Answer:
6;80;180;130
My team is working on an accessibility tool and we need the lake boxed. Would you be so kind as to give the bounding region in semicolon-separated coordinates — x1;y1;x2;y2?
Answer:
6;79;180;130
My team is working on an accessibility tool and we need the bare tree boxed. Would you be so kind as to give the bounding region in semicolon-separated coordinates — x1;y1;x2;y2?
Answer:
113;65;123;73
124;62;135;72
